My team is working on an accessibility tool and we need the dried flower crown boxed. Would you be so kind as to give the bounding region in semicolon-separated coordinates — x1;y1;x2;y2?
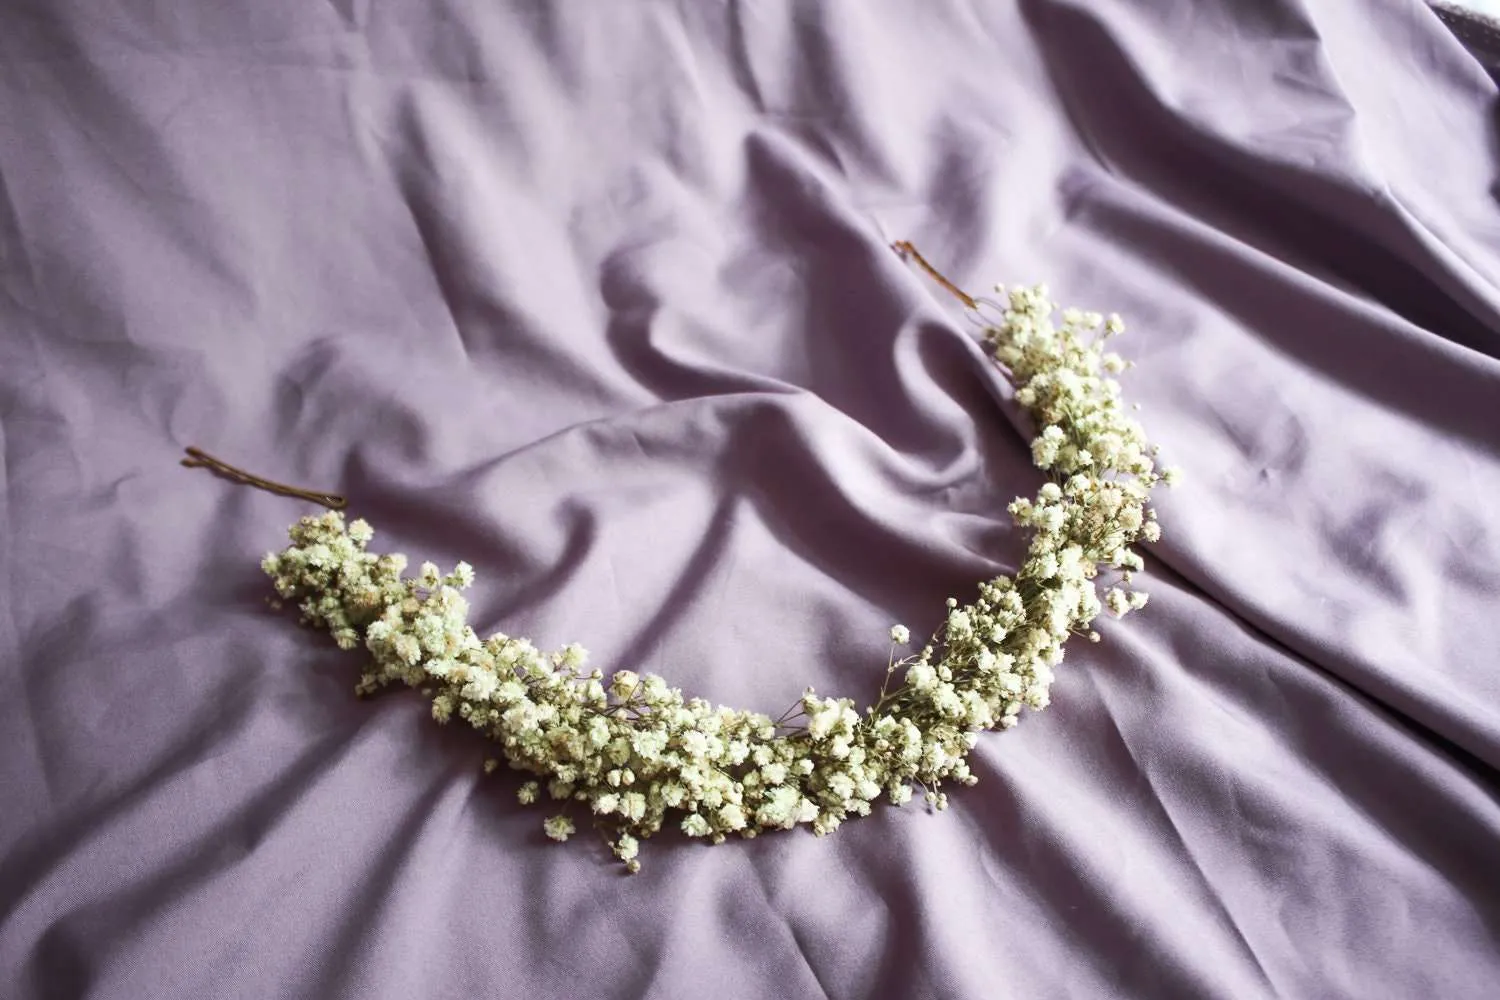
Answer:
218;246;1178;872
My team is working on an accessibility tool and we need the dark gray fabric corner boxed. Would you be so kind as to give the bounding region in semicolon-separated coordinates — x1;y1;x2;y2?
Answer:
1432;2;1500;80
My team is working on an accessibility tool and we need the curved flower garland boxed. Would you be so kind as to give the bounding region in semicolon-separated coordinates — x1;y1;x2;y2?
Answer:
261;278;1178;872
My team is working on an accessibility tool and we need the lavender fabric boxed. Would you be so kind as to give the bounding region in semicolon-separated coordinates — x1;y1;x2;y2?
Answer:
3;2;1500;997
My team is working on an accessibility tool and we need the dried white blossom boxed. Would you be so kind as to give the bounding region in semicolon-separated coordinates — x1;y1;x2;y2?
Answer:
262;282;1175;870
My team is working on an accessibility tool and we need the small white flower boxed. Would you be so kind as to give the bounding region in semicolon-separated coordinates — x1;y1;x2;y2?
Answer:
630;730;667;760
620;792;647;822
806;702;845;740
543;815;575;842
392;634;422;666
890;624;911;645
932;685;964;719
461;669;498;701
906;662;936;691
609;670;639;699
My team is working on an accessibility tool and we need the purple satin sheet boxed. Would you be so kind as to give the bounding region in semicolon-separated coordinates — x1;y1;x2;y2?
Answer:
3;2;1500;997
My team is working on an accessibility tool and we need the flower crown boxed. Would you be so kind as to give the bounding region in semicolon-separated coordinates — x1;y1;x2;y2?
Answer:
231;246;1178;872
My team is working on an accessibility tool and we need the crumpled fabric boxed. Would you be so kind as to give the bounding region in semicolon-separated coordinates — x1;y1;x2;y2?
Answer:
2;1;1498;997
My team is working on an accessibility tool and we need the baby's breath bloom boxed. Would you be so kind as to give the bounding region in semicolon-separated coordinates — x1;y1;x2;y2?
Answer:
609;670;639;699
261;279;1173;871
543;815;575;842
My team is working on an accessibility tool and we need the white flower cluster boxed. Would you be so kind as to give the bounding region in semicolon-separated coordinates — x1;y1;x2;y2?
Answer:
261;284;1176;870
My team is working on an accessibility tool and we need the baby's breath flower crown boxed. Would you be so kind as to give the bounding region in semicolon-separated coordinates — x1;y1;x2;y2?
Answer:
254;246;1178;872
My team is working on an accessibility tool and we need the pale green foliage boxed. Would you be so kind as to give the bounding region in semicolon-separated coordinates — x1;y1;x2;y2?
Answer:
262;285;1178;870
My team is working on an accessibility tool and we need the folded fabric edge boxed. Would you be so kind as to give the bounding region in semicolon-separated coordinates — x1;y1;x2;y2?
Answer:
1430;1;1500;81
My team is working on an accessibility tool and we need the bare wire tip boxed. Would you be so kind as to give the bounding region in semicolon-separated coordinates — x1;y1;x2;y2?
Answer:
894;241;977;311
182;445;347;511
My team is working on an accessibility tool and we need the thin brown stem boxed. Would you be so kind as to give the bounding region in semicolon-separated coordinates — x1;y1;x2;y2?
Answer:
181;446;347;510
891;241;977;310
